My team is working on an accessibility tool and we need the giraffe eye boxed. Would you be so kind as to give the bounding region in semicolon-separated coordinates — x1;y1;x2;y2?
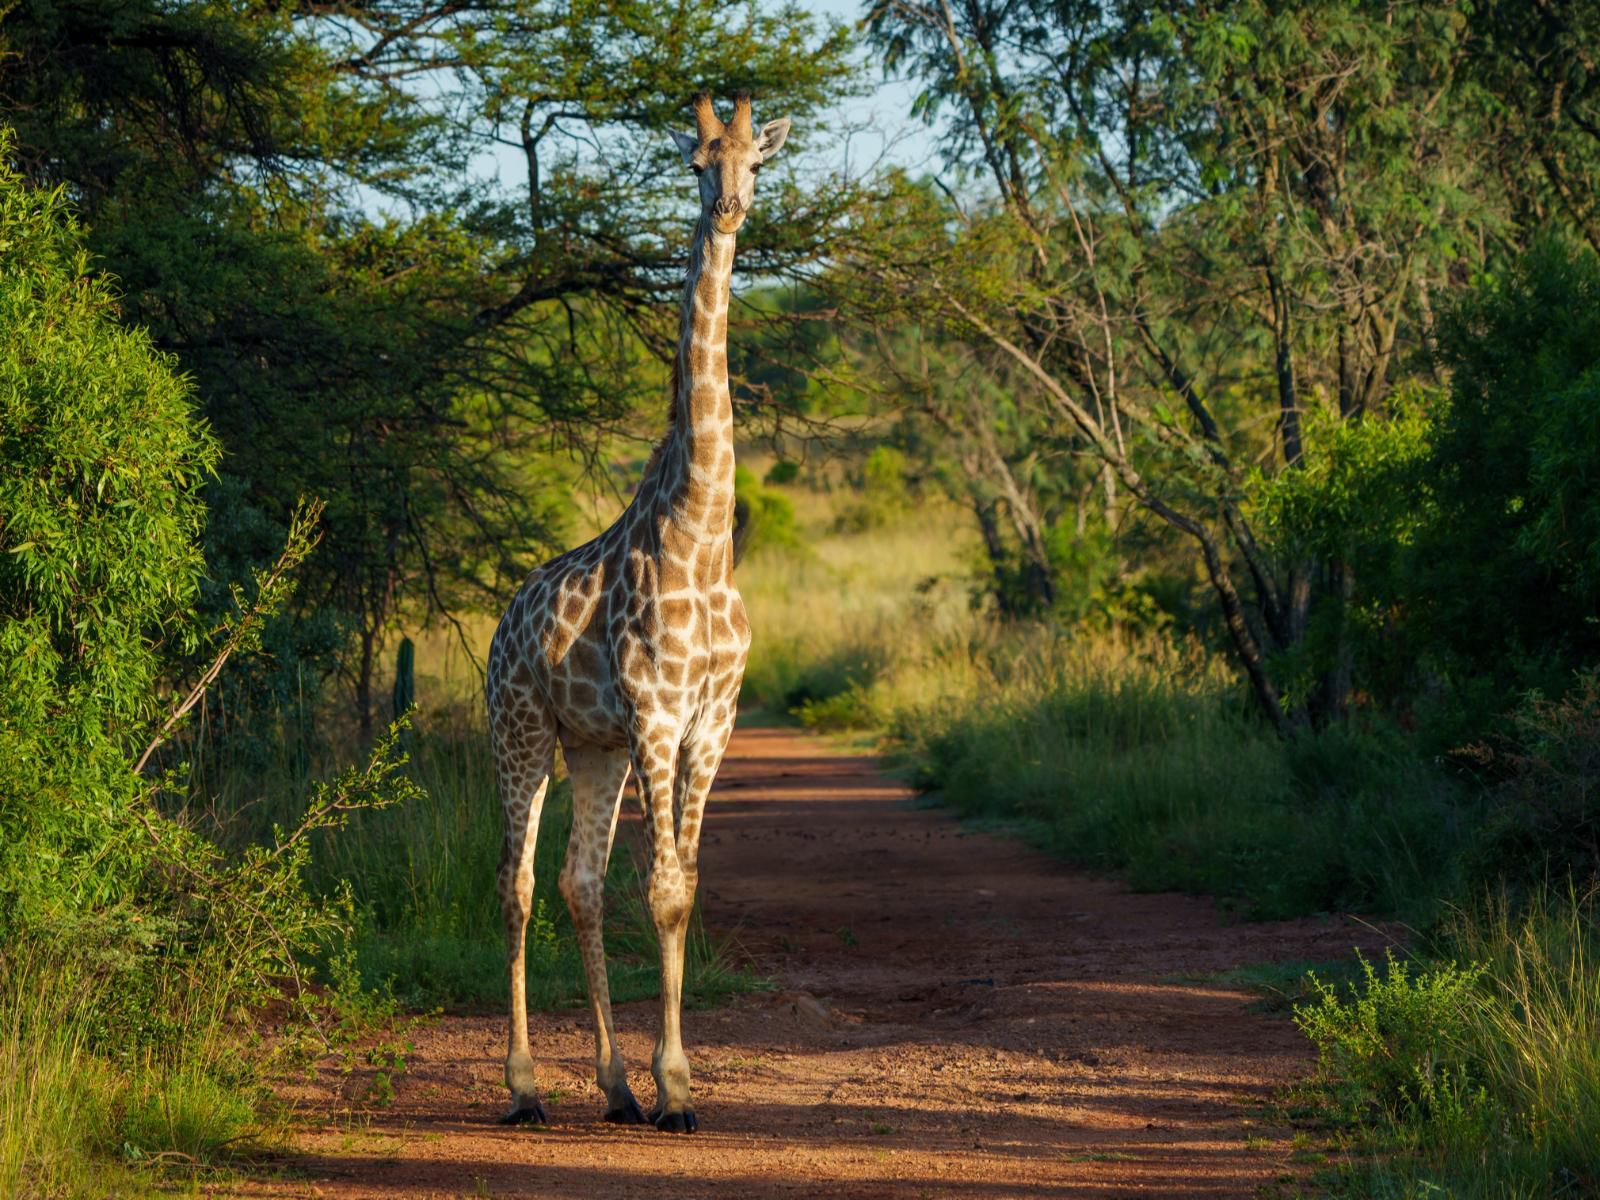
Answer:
690;163;704;176
750;162;762;174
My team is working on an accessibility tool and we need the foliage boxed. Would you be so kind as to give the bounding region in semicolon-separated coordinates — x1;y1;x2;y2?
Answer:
1297;951;1487;1122
733;465;803;561
832;445;911;533
1409;238;1600;713
1249;390;1441;570
0;953;244;1198
843;0;1600;729
1464;675;1600;900
1463;0;1600;255
1248;388;1443;711
0;140;215;929
0;0;860;727
1299;893;1600;1197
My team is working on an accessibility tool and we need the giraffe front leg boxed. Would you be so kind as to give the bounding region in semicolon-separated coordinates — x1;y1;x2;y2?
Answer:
631;735;699;1133
647;718;737;1134
557;742;646;1126
492;710;555;1126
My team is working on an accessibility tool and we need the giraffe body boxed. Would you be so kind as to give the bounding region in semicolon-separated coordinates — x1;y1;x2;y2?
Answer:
485;93;789;1132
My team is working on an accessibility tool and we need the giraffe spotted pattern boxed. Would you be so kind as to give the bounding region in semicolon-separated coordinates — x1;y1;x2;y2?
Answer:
485;93;791;1134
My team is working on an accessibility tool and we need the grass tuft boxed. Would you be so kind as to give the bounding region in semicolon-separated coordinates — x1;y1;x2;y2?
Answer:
1297;890;1600;1197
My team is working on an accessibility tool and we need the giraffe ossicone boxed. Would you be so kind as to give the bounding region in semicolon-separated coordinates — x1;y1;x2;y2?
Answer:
484;92;789;1133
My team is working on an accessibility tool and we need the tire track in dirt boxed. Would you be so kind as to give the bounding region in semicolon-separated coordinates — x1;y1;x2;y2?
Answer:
252;726;1391;1198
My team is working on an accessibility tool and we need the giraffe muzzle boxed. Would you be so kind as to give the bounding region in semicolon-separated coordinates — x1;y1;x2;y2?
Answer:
711;196;745;231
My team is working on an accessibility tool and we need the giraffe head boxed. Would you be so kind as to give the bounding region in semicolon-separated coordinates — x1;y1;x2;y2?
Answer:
671;92;791;236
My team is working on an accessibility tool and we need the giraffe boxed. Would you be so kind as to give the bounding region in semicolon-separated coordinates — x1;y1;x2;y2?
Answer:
484;92;790;1134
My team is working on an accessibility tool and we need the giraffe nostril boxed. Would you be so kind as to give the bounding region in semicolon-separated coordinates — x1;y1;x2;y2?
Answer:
713;197;740;217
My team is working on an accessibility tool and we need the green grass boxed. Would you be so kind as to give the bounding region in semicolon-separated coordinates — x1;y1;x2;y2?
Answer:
1296;890;1600;1197
0;953;260;1198
888;637;1470;921
207;706;759;1013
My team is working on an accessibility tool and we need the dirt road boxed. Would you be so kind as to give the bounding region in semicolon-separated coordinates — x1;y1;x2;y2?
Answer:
256;727;1389;1198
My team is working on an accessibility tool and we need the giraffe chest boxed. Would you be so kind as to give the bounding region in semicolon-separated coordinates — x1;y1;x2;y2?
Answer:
613;542;746;710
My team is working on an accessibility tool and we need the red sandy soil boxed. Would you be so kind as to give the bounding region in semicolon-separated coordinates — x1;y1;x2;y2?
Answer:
244;726;1393;1199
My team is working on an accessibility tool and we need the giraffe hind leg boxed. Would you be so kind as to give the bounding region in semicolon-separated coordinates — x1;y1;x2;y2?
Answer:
557;741;646;1125
492;700;557;1126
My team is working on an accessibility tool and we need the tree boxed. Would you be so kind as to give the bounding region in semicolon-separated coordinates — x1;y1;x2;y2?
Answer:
848;0;1508;729
0;0;859;729
1463;0;1600;255
1413;239;1600;714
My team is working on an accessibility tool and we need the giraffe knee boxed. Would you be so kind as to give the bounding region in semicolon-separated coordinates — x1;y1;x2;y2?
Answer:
559;859;602;918
500;866;535;929
647;868;692;928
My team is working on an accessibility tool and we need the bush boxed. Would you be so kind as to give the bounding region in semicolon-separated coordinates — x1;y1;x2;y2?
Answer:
1409;238;1600;724
1297;951;1487;1122
1463;674;1600;899
1300;892;1600;1197
733;464;803;559
0;136;217;933
832;445;911;533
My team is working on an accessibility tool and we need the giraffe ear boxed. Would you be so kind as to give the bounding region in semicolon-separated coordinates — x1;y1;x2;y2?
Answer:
670;130;699;167
755;118;791;160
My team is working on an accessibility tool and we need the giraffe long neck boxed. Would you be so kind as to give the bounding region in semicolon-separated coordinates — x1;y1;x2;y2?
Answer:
658;213;736;539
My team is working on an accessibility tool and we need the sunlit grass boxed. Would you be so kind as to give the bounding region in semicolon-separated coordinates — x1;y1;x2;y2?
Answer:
1302;890;1600;1197
737;485;980;721
0;955;259;1199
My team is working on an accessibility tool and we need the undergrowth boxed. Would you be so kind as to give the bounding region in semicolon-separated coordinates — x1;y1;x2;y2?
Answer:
1293;891;1600;1197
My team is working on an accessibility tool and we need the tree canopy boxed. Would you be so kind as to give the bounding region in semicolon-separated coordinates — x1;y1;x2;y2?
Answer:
0;0;858;725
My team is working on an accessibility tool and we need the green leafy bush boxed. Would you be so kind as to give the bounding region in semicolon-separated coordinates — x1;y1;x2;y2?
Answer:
1303;894;1600;1197
733;464;803;559
1409;238;1600;722
1296;951;1487;1121
833;445;911;533
0;137;217;931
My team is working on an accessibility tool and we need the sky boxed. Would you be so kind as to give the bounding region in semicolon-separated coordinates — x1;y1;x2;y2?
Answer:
461;0;941;199
806;0;941;177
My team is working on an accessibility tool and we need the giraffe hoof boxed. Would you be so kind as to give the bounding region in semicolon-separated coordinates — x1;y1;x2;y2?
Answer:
649;1107;698;1134
604;1095;648;1125
498;1100;549;1126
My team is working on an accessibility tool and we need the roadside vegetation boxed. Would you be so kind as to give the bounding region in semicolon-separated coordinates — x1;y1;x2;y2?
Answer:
737;420;1600;1196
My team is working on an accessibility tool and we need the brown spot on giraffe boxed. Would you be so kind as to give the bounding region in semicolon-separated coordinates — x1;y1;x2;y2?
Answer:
484;92;791;1133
